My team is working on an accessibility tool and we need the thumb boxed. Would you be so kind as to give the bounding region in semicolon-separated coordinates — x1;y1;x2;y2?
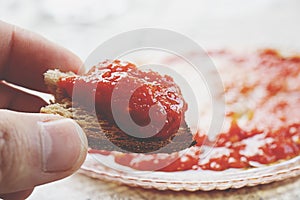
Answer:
0;110;87;194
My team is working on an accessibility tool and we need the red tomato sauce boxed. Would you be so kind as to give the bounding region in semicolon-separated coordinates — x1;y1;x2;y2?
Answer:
58;60;187;139
89;49;300;171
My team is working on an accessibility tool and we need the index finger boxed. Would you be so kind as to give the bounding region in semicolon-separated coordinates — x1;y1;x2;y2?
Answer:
0;21;83;92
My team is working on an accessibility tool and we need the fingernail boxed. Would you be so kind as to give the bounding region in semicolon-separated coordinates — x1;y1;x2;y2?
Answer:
39;118;87;172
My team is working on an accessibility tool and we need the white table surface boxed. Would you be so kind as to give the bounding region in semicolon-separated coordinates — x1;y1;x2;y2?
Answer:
28;172;300;200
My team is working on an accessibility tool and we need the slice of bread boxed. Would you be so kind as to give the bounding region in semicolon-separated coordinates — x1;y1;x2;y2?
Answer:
41;69;195;153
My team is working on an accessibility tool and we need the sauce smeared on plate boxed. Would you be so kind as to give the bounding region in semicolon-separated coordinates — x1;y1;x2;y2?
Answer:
89;49;300;171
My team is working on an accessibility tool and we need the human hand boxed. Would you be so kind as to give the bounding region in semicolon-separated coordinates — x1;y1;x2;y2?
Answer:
0;21;87;200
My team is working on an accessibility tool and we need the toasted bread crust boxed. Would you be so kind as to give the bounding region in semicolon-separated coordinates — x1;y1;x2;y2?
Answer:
41;69;195;153
43;69;75;102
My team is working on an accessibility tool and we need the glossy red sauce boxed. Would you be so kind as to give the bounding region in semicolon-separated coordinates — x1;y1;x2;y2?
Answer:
89;49;300;171
58;60;187;139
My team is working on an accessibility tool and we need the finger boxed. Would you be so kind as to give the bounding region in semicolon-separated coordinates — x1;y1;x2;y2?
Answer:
0;188;34;200
0;20;83;92
0;81;47;112
0;110;88;194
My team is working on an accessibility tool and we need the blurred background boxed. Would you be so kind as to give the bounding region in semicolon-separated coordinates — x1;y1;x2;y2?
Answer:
1;0;300;60
1;0;300;199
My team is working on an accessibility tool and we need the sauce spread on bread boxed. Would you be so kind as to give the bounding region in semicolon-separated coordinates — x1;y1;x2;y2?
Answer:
58;60;187;139
90;49;300;171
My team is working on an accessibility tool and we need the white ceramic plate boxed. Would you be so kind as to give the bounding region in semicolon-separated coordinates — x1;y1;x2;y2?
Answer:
79;49;300;191
79;153;300;191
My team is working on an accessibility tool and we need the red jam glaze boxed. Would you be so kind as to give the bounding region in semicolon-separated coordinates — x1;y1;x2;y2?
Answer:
58;60;187;139
89;49;300;172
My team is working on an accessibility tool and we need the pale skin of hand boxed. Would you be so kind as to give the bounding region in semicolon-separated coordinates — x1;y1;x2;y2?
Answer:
0;21;87;199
